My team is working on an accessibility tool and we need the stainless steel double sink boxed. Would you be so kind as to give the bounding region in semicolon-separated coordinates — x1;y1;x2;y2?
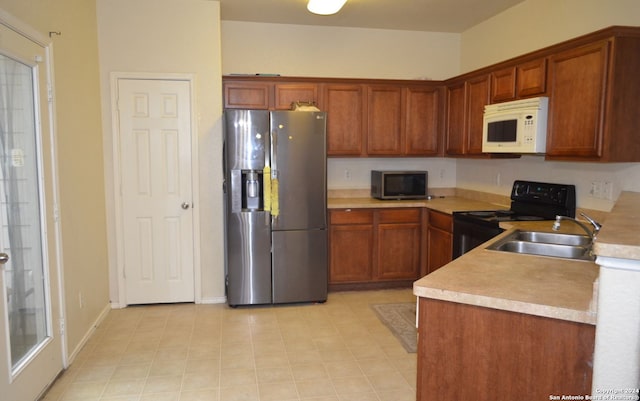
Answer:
487;230;595;261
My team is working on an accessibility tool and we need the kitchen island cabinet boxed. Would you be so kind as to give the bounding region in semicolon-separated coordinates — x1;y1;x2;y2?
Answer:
413;226;599;401
416;298;595;401
329;207;425;289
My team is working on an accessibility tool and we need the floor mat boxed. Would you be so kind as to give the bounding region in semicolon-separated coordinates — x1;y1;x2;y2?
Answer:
371;302;417;353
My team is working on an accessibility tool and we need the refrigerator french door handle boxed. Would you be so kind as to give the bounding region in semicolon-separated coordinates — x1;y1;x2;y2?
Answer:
270;129;279;225
264;129;271;226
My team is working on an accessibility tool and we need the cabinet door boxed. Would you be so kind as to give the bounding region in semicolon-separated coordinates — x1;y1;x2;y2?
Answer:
324;84;365;156
376;209;421;281
547;41;609;159
517;58;547;97
329;224;373;283
367;85;403;155
274;83;319;110
328;210;374;283
376;222;421;280
405;86;441;156
426;210;452;274
465;74;491;155
224;82;271;109
427;227;452;274
491;67;516;102
445;82;466;155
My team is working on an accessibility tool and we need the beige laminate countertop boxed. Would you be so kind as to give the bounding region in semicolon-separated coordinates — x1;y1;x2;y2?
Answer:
593;191;640;260
413;222;599;325
327;196;506;214
329;191;640;325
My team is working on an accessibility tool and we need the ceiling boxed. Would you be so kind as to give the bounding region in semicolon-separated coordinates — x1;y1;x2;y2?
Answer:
218;0;526;33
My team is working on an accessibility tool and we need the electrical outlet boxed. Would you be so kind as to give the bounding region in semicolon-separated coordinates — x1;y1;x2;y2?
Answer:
603;181;613;200
344;169;351;180
590;181;603;198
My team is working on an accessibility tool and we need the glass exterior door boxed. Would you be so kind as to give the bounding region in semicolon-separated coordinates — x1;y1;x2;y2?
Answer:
0;20;63;401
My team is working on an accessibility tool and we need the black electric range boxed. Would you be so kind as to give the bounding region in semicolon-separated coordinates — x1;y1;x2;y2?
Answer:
452;180;576;259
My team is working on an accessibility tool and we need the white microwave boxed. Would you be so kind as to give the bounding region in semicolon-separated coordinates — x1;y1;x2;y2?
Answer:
482;96;549;153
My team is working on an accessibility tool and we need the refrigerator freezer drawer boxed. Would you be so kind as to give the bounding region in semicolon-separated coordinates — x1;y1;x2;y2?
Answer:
272;229;328;304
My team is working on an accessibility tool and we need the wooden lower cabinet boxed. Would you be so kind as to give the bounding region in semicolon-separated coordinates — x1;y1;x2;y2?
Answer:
426;210;452;274
328;210;374;282
329;208;425;288
417;298;595;401
376;209;422;280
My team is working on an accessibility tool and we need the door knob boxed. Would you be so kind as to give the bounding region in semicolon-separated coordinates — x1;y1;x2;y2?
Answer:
181;202;191;210
0;253;9;264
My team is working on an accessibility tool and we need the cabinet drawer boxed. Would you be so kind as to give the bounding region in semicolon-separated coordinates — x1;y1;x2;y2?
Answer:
428;210;452;232
377;208;421;224
330;209;374;225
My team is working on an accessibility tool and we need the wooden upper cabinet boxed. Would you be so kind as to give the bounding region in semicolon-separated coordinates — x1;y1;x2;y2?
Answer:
446;74;490;156
445;82;466;155
367;84;443;156
224;82;271;109
405;86;441;156
547;41;609;159
547;33;640;162
465;74;491;155
324;84;366;156
274;83;319;110
367;85;403;155
517;58;547;97
224;81;319;110
491;67;516;102
491;58;547;103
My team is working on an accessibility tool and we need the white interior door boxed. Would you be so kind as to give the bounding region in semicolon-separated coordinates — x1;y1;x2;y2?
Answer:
0;21;63;400
117;78;195;305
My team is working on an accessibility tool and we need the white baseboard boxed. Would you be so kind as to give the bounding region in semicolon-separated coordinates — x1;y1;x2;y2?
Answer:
199;296;226;304
66;303;111;366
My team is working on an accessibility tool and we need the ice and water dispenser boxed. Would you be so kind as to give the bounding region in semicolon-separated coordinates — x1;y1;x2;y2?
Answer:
241;170;263;210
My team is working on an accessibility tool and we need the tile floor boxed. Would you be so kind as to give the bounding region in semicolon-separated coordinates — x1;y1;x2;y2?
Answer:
42;289;417;401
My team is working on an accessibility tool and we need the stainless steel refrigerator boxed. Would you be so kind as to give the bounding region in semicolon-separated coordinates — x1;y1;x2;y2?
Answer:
223;109;328;306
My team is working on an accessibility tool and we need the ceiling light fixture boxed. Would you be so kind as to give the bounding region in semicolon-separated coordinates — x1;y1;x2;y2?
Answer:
307;0;348;15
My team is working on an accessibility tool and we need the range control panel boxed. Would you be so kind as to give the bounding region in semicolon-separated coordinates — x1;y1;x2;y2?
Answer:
510;180;576;217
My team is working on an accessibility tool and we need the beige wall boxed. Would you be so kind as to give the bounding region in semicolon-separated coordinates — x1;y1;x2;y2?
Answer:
0;0;110;358
456;0;640;211
96;0;225;303
221;21;460;80
461;0;640;72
